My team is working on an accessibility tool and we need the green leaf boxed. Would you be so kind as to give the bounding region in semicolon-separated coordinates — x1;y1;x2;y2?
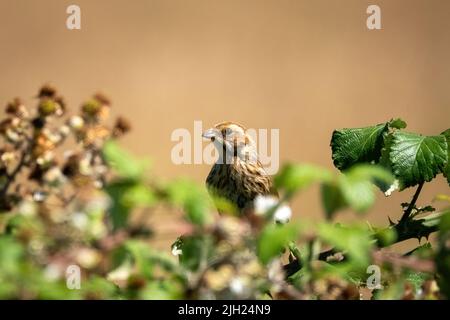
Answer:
320;165;394;217
139;280;183;300
166;179;211;226
124;240;154;278
406;243;433;259
275;163;332;195
121;183;156;207
177;235;213;271
441;129;450;185
105;179;136;229
0;236;23;273
339;165;394;214
388;118;407;130
81;276;118;299
331;123;389;171
103;140;148;179
389;132;447;189
377;132;397;193
321;183;347;219
373;226;397;247
257;224;299;264
318;223;372;267
436;212;450;298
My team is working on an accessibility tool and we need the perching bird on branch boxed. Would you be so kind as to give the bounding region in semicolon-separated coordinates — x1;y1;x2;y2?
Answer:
203;122;277;215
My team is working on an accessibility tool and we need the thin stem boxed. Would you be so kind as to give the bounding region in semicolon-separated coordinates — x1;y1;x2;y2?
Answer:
0;145;28;198
400;182;424;224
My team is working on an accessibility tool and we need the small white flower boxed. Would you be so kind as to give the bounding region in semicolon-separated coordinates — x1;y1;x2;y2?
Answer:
384;179;399;196
69;116;84;130
107;261;132;284
18;200;37;217
33;191;47;202
1;151;16;164
171;244;183;256
44;264;63;281
254;195;278;216
71;212;88;230
59;125;71;137
86;194;111;212
36;151;54;166
229;277;245;296
254;195;292;224
6;129;20;142
273;204;292;224
44;167;67;186
79;155;93;175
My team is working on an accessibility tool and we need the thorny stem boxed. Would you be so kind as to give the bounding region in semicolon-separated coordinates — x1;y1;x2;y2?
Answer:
399;182;425;224
0;141;29;198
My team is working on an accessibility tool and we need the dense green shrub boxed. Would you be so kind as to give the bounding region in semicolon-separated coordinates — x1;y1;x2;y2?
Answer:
0;88;449;299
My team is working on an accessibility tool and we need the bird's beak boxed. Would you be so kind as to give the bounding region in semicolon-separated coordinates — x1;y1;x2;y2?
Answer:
202;128;218;142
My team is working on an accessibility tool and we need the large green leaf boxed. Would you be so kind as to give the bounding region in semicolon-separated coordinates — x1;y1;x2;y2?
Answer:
321;183;346;219
257;224;299;264
318;223;372;267
103;140;149;179
340;165;394;212
331;123;388;170
389;132;447;189
105;179;155;230
166;179;211;226
274;163;332;195
441;129;450;185
320;165;394;217
436;212;450;298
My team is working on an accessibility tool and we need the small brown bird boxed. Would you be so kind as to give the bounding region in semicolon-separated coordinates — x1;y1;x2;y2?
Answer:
203;121;277;214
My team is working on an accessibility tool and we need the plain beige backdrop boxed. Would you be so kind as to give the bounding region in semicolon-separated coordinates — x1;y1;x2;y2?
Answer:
0;0;449;248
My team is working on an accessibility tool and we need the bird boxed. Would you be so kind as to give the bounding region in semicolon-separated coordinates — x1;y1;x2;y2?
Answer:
202;121;277;215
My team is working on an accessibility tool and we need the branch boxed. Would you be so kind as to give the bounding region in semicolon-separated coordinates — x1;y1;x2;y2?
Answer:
372;250;435;273
399;182;424;224
0;142;29;198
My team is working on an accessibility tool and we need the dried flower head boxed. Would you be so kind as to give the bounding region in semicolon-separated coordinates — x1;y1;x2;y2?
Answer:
37;84;57;99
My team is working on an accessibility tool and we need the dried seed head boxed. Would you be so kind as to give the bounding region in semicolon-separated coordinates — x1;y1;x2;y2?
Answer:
38;84;57;99
93;93;111;107
38;98;59;117
6;98;29;118
81;99;101;117
112;116;131;137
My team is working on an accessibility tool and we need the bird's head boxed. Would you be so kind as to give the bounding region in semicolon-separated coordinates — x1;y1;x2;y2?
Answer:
202;122;257;163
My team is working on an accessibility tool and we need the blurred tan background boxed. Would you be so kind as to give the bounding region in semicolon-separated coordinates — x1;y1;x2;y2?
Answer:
0;0;449;249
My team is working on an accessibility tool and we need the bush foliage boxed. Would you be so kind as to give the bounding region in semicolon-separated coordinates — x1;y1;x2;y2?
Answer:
0;87;449;299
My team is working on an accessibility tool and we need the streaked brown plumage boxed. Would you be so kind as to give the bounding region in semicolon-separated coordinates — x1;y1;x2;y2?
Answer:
203;122;277;214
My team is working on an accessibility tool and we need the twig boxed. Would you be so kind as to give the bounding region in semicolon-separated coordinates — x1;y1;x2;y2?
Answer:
400;182;424;224
0;142;29;198
372;250;435;273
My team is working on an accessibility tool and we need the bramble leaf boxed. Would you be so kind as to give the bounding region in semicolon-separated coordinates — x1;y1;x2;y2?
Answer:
166;179;211;226
342;165;393;214
388;118;407;130
436;212;450;298
389;132;447;189
103;140;149;179
257;224;299;264
321;183;346;219
331;123;389;170
275;163;332;195
318;223;372;267
441;129;450;185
